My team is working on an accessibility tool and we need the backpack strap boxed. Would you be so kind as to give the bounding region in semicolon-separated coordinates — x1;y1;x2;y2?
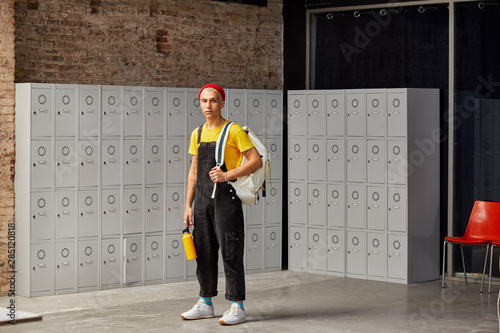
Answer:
211;121;234;198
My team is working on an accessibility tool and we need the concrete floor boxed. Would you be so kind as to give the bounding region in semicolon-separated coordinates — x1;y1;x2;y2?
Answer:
1;270;499;332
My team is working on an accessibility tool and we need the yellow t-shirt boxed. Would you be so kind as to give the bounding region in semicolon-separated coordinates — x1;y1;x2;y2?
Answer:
189;121;254;171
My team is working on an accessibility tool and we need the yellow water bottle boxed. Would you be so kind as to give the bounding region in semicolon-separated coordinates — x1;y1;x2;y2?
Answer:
183;227;197;260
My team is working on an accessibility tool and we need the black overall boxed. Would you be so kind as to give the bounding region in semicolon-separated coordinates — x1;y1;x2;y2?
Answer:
193;126;246;301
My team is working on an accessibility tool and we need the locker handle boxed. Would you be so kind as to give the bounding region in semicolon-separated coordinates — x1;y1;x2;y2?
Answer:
86;109;94;113
152;254;160;259
152;205;160;210
293;111;300;115
330;157;339;160
108;109;116;113
108;257;116;262
352;157;359;161
392;253;401;257
352;249;359;253
372;204;379;208
393;158;400;162
393;111;400;114
131;256;139;260
153;109;160;114
372;158;379;161
131;109;139;114
173;252;180;256
85;259;93;264
372;111;379;115
294;200;301;203
294;243;301;247
331;247;339;251
372;251;379;255
38;160;47;165
331;202;339;205
352;111;359;115
331;111;338;115
38;212;47;217
393;205;400;209
352;203;359;207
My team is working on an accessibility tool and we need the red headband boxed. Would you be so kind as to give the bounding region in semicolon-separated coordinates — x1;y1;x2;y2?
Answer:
199;84;225;101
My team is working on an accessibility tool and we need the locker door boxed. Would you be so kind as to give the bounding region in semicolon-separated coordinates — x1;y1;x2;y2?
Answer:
101;140;121;186
55;86;77;137
346;91;366;136
79;86;100;138
166;88;186;137
265;92;283;136
308;183;326;226
101;189;121;236
55;140;76;188
289;138;307;180
31;86;53;138
327;229;345;274
124;87;144;137
326;91;345;137
166;234;184;279
346;139;366;183
101;86;122;137
78;190;98;238
31;140;53;188
367;232;387;279
288;93;307;136
247;92;265;137
308;228;327;271
145;88;165;137
347;185;365;229
55;190;76;239
55;241;76;291
124;139;143;186
266;137;282;179
308;138;326;181
31;192;53;241
367;186;386;231
347;231;366;276
265;226;281;269
124;236;142;283
387;91;407;137
265;183;281;225
30;243;53;293
289;182;307;224
166;186;184;233
387;187;407;232
78;140;98;187
246;197;264;226
366;92;387;137
307;93;326;136
367;140;386;184
387;140;407;185
289;226;306;269
246;228;263;271
146;235;164;281
124;188;143;235
187;89;205;134
227;89;246;124
388;234;407;281
146;187;164;233
327;184;345;228
101;238;121;286
146;139;164;185
327;139;345;182
78;240;98;288
167;139;185;183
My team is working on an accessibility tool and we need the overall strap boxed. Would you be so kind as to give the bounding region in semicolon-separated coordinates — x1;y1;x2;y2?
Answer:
197;125;203;145
211;121;234;199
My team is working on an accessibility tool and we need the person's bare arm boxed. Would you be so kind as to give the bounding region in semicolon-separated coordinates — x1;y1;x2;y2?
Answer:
183;155;197;227
208;147;262;182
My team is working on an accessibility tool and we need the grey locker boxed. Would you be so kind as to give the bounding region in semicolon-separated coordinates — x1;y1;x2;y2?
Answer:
78;190;98;238
227;89;246;124
327;184;345;228
266;136;282;179
288;93;307;136
367;232;387;279
31;140;53;188
265;92;283;136
55;140;76;188
101;189;121;236
289;137;307;180
327;139;345;182
246;196;264;226
347;230;366;276
124;236;142;284
79;86;100;137
146;187;164;233
124;187;143;235
30;242;53;293
166;186;183;233
146;235;164;282
387;91;407;137
387;187;407;232
265;226;281;269
55;241;76;291
166;234;184;280
101;139;121;186
387;140;407;185
124;139;143;186
55;85;77;137
124;87;144;137
31;192;53;241
346;91;366;136
187;89;205;134
326;91;345;137
367;186;386;231
166;88;186;137
347;185;365;229
101;238;121;286
289;182;307;225
78;240;98;289
101;86;122;137
78;140;98;187
167;139;185;183
308;138;326;181
308;228;327;271
145;88;165;137
31;86;53;138
55;190;76;239
247;92;265;137
308;183;326;226
327;229;345;274
289;226;306;269
146;139;164;185
246;227;263;271
366;92;387;137
307;93;326;136
265;183;281;224
367;140;386;184
388;234;407;281
346;139;366;183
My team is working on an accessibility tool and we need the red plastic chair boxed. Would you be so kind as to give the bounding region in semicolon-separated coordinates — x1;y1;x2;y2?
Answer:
442;201;500;293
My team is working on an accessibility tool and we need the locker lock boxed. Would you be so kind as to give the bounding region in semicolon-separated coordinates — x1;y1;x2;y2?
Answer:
103;261;106;264
33;163;36;167
57;265;60;268
80;263;83;266
81;162;84;166
57;214;60;217
32;267;35;270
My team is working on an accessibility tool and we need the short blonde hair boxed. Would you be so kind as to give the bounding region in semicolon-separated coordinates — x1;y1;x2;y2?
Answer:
200;87;222;101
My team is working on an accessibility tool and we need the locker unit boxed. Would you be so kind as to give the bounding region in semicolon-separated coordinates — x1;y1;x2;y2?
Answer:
78;239;99;291
307;92;326;136
327;183;345;228
101;188;121;236
246;227;264;272
327;228;345;276
101;238;121;288
307;228;327;272
79;86;100;138
101;139;121;186
146;235;164;283
124;139;143;186
145;87;165;138
247;91;265;137
187;88;205;134
79;140;99;187
55;190;77;239
123;187;143;235
30;242;54;296
55;240;77;294
101;86;122;137
308;183;326;226
226;89;247;125
289;182;307;225
55;85;77;137
166;88;186;137
31;140;53;188
78;190;99;238
326;91;345;137
124;87;144;137
367;232;387;281
166;234;184;281
265;226;281;271
289;226;307;270
308;138;326;181
166;186;183;233
166;138;185;184
55;140;76;188
124;236;143;284
265;92;284;137
146;187;164;233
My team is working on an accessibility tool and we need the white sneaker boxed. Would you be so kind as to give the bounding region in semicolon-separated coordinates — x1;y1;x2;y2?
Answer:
219;303;246;325
180;299;215;320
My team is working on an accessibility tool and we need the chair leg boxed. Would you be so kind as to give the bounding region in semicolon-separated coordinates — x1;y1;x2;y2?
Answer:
461;244;468;285
442;240;447;288
481;244;490;293
489;245;494;294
